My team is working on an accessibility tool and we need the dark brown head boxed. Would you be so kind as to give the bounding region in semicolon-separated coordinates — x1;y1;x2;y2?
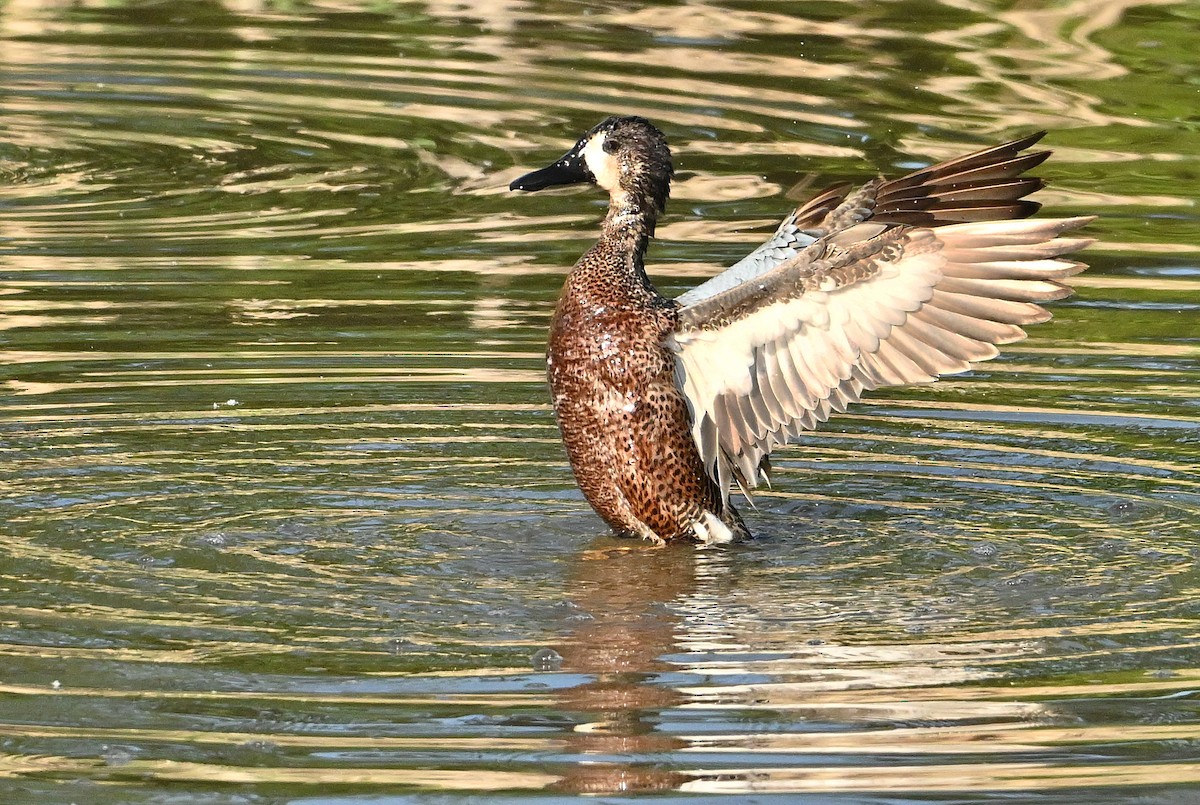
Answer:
509;116;674;218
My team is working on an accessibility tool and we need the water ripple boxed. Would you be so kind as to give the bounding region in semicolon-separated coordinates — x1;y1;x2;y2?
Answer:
2;0;1199;801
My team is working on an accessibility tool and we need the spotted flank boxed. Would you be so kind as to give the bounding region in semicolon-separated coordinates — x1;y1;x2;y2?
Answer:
510;118;1093;543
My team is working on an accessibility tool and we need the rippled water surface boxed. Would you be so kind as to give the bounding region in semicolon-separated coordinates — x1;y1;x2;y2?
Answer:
2;1;1199;802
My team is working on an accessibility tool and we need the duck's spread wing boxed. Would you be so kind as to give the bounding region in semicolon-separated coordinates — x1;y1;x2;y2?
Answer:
675;185;849;307
668;133;1094;500
674;132;1052;310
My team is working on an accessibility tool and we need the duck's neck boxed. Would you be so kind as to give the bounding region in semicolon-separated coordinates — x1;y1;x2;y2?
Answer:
559;190;664;310
600;188;660;261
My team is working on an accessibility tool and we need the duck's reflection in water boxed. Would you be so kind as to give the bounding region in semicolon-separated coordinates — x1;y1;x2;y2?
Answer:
540;538;1068;797
548;541;724;794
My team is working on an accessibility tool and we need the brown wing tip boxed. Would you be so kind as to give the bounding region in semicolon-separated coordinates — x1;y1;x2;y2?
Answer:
787;183;852;230
872;133;1065;227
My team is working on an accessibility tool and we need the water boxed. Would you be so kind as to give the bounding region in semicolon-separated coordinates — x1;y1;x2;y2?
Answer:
1;1;1198;802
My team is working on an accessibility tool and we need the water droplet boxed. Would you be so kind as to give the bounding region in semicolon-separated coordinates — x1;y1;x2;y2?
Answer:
530;648;563;671
971;541;998;558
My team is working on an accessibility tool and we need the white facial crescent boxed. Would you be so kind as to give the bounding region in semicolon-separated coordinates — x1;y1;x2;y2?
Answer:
581;130;621;192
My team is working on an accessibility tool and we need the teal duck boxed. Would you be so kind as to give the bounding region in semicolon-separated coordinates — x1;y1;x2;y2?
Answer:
510;116;1092;544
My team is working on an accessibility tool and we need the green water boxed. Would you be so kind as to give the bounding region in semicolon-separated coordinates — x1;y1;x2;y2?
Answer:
1;1;1198;802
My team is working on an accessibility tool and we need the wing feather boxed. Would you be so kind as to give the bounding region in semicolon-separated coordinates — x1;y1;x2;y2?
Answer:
671;216;1093;499
768;336;806;415
936;275;1071;302
909;303;1024;345
900;312;993;364
669;132;1094;501
756;342;788;423
927;288;1048;324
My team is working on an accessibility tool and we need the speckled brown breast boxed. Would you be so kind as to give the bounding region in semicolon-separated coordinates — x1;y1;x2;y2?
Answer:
546;237;738;542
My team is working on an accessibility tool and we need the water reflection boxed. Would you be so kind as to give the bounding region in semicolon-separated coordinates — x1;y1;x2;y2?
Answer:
551;543;695;793
1;0;1199;801
542;534;1200;796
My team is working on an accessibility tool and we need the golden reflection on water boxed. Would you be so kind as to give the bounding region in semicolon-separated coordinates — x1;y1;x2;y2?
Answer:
522;544;1200;795
0;759;561;790
1;0;1199;799
608;4;902;41
688;722;1200;755
549;545;698;793
581;47;863;83
684;761;1200;795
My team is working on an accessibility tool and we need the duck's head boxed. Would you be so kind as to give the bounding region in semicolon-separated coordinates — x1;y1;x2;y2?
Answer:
509;116;674;217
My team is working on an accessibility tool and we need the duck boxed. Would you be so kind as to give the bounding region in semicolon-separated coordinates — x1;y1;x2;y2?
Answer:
509;116;1092;545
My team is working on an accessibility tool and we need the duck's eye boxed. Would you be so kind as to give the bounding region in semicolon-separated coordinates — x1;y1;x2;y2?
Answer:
602;136;619;155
